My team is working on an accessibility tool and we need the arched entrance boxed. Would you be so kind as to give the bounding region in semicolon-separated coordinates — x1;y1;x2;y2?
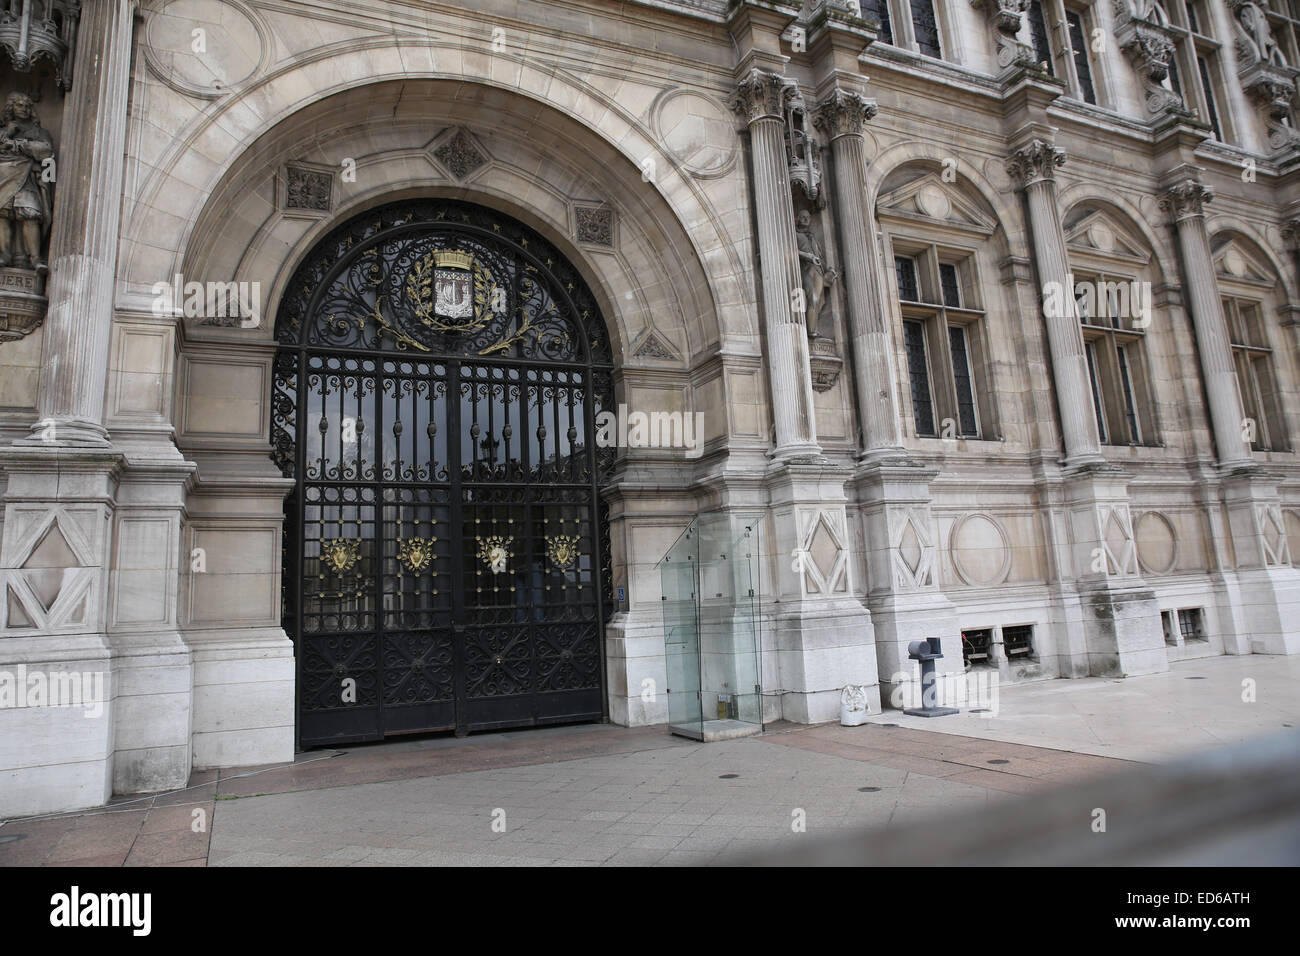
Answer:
272;198;615;746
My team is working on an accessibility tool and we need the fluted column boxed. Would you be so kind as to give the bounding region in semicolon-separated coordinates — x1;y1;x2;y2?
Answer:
813;90;905;459
1007;140;1104;468
1159;179;1253;469
25;0;136;445
732;68;821;459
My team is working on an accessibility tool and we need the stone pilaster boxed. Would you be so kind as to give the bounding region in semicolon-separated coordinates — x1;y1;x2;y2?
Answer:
22;0;136;446
813;90;906;461
731;68;821;460
1007;138;1105;469
1158;176;1254;470
0;2;147;817
765;460;879;723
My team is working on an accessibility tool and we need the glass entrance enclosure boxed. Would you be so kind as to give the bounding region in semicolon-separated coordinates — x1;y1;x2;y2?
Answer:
658;512;763;741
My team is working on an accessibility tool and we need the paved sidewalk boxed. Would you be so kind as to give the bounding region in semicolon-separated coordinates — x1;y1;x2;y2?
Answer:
3;655;1290;866
873;654;1300;762
1;722;1122;866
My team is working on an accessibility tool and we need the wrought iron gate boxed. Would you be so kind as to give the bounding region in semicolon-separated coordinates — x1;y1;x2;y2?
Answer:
272;199;614;746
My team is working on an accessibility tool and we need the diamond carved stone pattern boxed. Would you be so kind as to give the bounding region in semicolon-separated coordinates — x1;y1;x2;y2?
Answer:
1103;509;1134;575
434;130;487;181
1260;506;1288;565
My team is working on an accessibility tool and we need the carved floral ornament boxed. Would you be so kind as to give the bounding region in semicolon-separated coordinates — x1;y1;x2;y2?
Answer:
1006;140;1066;186
811;90;878;140
1158;180;1213;221
1112;2;1183;116
730;68;797;124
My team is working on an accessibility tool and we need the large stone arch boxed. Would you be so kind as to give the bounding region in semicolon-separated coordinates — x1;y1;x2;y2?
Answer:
119;43;750;359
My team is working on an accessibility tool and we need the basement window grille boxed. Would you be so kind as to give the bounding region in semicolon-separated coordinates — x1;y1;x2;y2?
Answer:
962;628;993;667
1178;608;1207;643
1002;624;1035;659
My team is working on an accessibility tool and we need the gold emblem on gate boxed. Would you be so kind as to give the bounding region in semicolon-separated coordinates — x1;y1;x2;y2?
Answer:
406;248;496;335
476;535;513;575
396;536;437;574
546;535;581;571
320;538;362;574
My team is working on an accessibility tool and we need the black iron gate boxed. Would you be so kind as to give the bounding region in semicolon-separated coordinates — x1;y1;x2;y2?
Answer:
272;199;615;746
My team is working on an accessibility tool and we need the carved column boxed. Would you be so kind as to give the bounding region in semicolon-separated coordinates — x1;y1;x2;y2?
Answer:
1158;178;1254;469
1007;139;1104;468
813;90;905;460
21;0;136;445
731;68;821;460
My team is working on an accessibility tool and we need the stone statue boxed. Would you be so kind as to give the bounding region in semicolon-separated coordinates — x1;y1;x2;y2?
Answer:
795;209;835;338
1235;1;1287;68
1131;0;1170;27
0;93;53;273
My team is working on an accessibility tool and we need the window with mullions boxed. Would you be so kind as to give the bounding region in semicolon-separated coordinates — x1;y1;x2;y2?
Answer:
1224;295;1287;452
1027;0;1055;74
1065;10;1096;104
893;248;987;439
1074;272;1156;446
1164;0;1232;142
910;0;942;58
1022;2;1103;105
859;0;894;45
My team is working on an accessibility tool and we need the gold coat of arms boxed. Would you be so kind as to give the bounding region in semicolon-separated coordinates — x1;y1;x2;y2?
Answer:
546;535;580;571
406;249;492;334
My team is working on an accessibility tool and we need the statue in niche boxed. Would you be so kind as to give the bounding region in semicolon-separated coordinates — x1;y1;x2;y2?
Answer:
795;209;836;338
1235;1;1288;67
0;92;53;273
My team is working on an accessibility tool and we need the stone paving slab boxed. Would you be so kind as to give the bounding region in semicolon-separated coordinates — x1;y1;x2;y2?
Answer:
1;715;1136;867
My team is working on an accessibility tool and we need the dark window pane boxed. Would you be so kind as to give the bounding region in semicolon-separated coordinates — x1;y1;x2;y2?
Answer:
1117;345;1140;443
1085;341;1107;443
861;0;893;45
910;0;942;58
1028;1;1054;75
1003;625;1034;657
904;320;935;436
895;256;919;301
949;325;978;437
1167;53;1181;97
1185;2;1200;34
1198;56;1223;140
1066;11;1096;104
939;263;961;307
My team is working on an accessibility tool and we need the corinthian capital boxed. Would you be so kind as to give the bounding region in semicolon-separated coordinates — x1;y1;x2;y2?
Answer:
1006;140;1065;186
1158;179;1213;220
730;68;796;124
812;90;879;140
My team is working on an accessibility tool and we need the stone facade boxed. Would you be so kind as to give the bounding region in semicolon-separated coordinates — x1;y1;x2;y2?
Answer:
2;0;1300;816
